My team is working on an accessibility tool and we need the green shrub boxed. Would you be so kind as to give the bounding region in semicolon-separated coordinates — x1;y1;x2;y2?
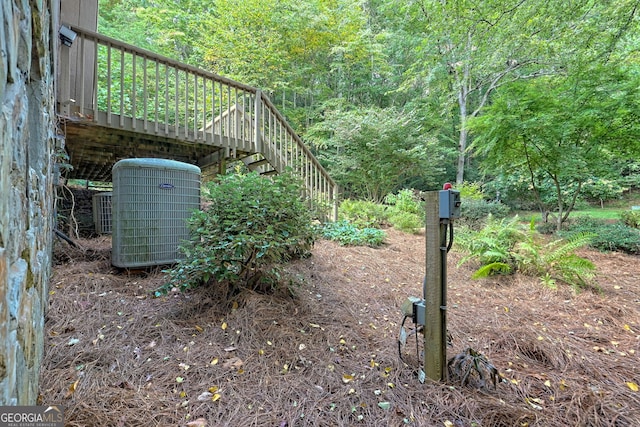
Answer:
384;189;423;215
560;217;640;255
155;172;316;296
319;220;386;246
620;210;640;229
388;211;423;234
581;177;628;205
535;220;558;235
458;198;510;229
457;181;485;200
338;199;388;228
384;189;424;233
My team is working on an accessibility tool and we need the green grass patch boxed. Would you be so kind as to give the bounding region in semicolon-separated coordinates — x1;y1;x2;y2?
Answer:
572;208;624;221
515;208;625;222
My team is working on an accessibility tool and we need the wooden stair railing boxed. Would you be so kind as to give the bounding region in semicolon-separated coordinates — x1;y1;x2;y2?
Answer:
58;25;337;220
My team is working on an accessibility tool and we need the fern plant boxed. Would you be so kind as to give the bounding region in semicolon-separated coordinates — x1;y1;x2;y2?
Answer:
456;215;525;277
457;216;597;290
516;219;596;290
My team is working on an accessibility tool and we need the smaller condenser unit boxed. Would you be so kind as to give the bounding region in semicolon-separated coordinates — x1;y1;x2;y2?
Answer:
112;158;201;268
92;192;112;234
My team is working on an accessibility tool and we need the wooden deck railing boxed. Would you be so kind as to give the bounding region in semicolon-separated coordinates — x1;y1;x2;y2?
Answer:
58;25;337;219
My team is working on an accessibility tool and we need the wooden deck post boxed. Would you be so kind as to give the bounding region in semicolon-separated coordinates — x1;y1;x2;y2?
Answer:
58;44;72;116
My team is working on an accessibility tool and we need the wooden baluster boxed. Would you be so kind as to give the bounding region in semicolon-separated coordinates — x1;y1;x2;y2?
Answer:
119;48;124;127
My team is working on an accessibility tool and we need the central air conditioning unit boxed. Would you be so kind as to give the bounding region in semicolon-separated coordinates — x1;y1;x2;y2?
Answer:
93;192;113;234
111;158;201;268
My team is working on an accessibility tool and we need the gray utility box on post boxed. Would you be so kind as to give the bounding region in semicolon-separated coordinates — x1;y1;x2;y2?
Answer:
439;189;461;219
111;158;201;268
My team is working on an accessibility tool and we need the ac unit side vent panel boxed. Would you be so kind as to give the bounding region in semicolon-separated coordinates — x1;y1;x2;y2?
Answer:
112;158;201;268
93;192;113;234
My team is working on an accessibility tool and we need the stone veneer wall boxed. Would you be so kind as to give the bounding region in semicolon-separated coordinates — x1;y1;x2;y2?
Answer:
0;0;57;404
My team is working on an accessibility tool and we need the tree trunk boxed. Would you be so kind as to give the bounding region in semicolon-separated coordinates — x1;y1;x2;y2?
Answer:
456;84;468;185
456;125;468;185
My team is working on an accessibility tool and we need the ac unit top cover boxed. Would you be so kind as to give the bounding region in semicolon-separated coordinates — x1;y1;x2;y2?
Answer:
112;158;201;174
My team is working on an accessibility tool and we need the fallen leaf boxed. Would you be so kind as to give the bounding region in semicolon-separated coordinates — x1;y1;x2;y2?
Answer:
627;382;639;392
221;322;227;330
526;398;543;410
197;392;213;401
65;380;79;398
378;402;391;410
223;357;243;370
186;418;207;427
195;325;204;332
342;374;354;383
210;358;219;365
443;421;454;427
232;301;239;310
212;393;221;402
544;380;551;388
176;377;184;383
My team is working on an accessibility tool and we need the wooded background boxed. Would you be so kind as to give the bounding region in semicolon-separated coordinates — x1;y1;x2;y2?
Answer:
98;0;640;212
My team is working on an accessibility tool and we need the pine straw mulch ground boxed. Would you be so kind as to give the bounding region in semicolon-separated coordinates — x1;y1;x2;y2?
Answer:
40;229;640;427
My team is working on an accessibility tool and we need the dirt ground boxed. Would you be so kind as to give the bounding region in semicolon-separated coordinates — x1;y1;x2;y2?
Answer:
40;228;640;426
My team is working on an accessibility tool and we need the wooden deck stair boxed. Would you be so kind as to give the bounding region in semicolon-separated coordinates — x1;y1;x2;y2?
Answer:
57;25;337;218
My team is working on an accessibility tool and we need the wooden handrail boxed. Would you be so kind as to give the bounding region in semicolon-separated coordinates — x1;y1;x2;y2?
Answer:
58;25;337;219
